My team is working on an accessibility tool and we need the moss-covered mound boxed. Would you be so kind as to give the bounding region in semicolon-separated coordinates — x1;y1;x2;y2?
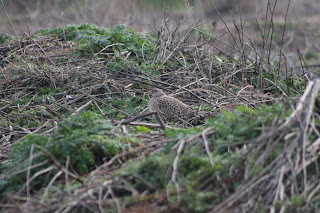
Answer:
0;19;319;213
37;23;155;55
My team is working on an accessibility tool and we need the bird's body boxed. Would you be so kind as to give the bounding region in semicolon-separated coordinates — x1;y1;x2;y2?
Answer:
148;88;194;122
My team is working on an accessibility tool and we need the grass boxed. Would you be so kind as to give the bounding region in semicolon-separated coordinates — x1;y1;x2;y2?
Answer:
0;1;320;212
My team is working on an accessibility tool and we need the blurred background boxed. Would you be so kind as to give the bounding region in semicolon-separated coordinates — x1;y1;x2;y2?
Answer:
0;0;319;58
0;0;319;33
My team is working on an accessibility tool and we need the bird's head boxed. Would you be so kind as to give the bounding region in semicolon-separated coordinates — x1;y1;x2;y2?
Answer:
150;88;165;98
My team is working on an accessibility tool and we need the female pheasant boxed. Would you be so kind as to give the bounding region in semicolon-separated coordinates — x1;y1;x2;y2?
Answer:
148;88;195;123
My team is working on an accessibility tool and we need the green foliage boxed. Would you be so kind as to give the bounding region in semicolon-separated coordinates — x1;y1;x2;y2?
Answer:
272;195;317;213
106;94;149;119
106;57;161;78
1;16;315;211
121;102;289;211
0;87;63;128
15;107;52;128
291;194;302;207
0;33;15;44
36;24;155;55
164;126;205;138
134;125;150;133
0;135;51;195
37;23;160;79
164;102;290;149
139;62;161;76
39;87;52;95
1;111;140;194
116;155;172;191
179;149;217;179
206;103;290;146
118;148;240;213
304;51;320;65
174;185;221;213
38;180;82;205
117;128;245;212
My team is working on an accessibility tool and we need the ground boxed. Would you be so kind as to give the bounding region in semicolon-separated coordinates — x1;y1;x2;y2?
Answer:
0;3;320;212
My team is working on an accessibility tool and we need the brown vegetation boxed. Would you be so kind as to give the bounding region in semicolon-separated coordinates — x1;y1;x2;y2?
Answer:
0;0;320;212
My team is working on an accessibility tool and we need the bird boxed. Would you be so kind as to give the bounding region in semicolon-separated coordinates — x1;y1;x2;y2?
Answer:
148;88;195;123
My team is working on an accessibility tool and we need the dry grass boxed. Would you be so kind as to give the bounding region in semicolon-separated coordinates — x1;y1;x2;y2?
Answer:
0;0;320;212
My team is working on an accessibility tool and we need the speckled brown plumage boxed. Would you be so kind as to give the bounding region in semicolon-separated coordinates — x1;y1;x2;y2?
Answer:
148;88;195;122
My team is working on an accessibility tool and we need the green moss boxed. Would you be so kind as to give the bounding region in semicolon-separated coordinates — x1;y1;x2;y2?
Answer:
116;155;172;191
134;125;150;133
0;33;15;44
114;102;290;211
164;126;205;138
1;111;140;195
206;102;290;146
36;24;155;55
176;186;221;213
105;94;149;119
